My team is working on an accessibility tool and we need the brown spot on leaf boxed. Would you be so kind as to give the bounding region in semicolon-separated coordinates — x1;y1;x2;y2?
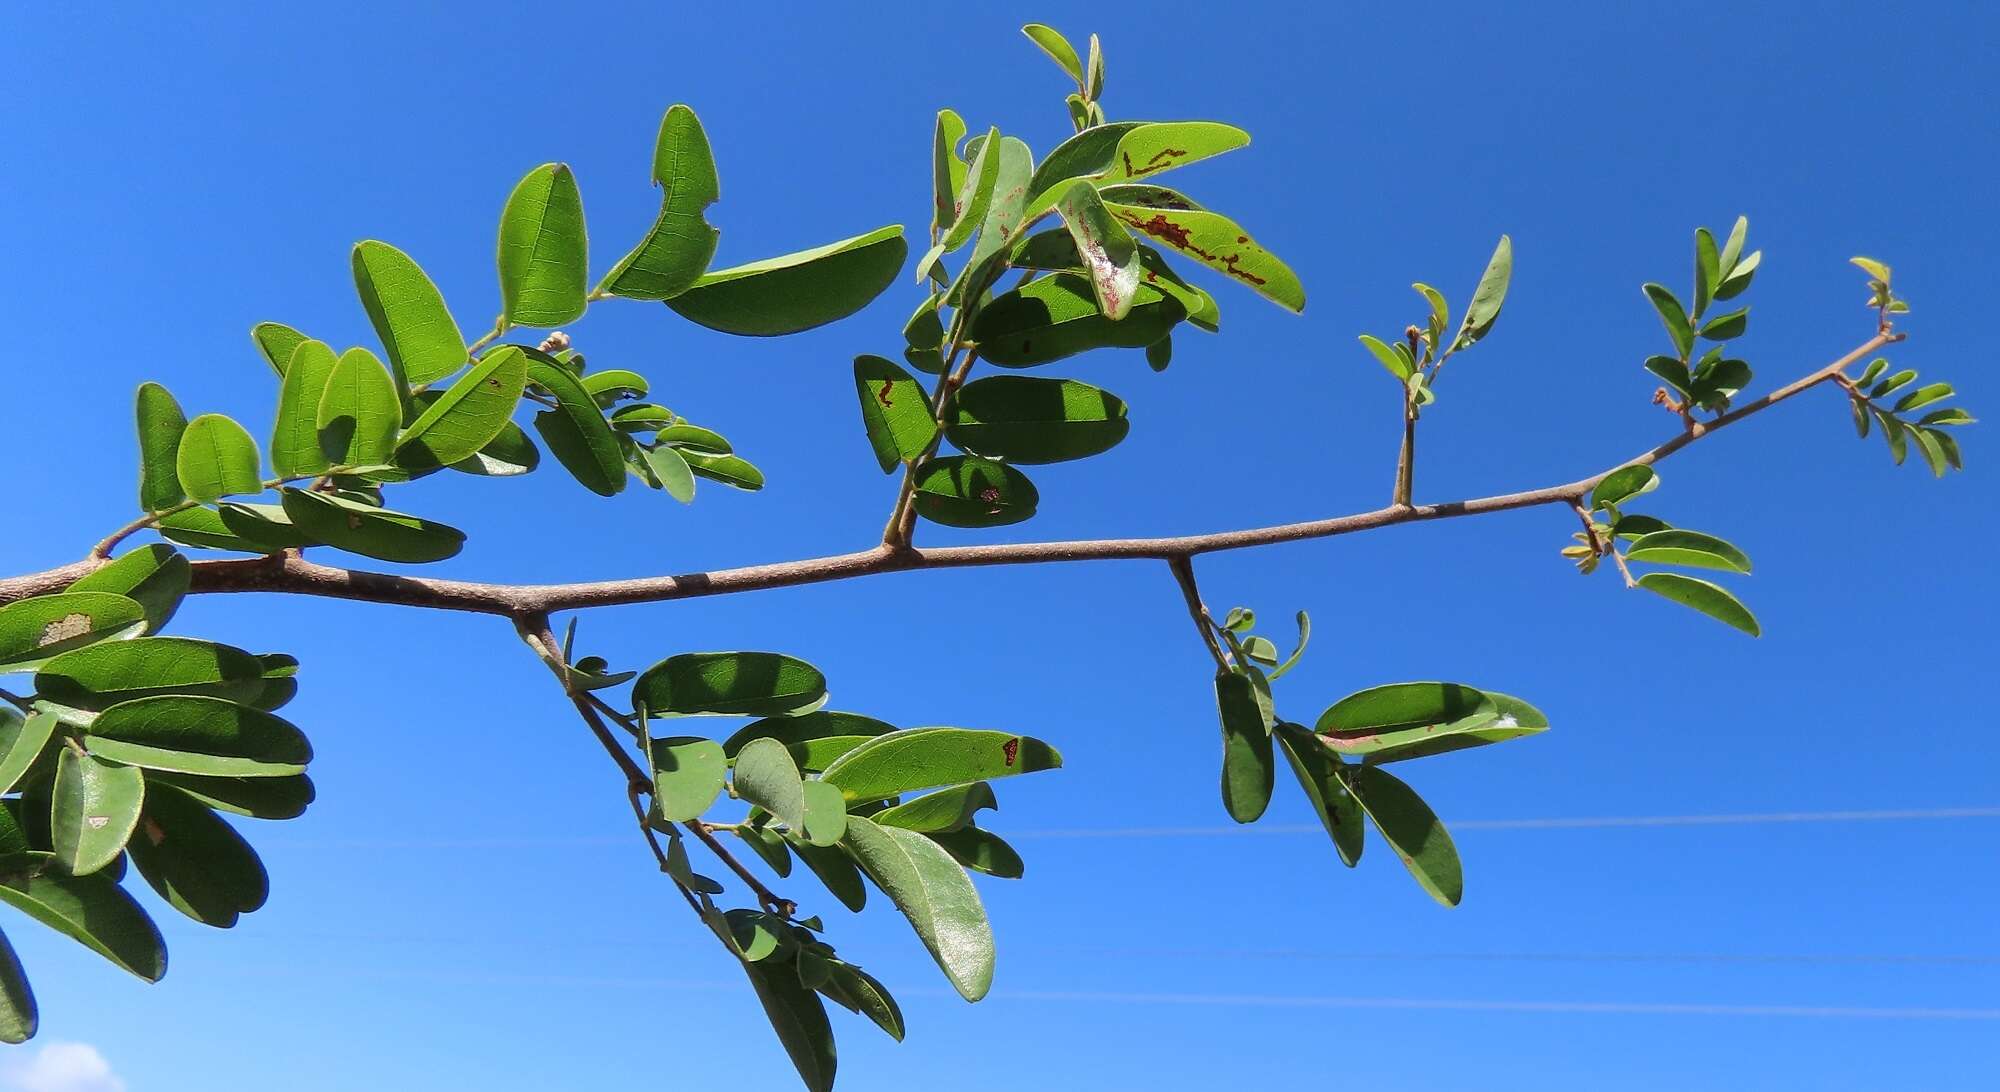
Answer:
1002;738;1020;767
876;379;896;407
39;613;93;647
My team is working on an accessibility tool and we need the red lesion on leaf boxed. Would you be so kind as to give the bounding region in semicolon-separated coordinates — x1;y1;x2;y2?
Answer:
876;378;896;407
1002;737;1020;767
1121;147;1189;178
1115;211;1270;288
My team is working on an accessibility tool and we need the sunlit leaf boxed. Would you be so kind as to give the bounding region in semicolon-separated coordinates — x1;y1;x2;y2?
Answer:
498;163;589;326
599;105;722;301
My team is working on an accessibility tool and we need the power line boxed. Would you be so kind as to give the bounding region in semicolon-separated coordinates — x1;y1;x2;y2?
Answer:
206;967;2000;1022
264;805;2000;850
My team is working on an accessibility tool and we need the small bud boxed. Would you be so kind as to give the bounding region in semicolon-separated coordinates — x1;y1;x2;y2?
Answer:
539;331;572;353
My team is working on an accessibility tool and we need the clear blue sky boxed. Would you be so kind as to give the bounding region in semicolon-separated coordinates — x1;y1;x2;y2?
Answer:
2;2;1995;1089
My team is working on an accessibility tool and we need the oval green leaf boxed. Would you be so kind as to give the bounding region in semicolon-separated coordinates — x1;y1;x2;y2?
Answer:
912;456;1039;528
853;355;937;473
1274;723;1363;867
396;345;529;468
175;414;263;503
1215;669;1273;824
36;637;265;710
970;273;1186;367
0;593;148;674
68;545;190;635
278;488;465;564
1625;529;1753;574
1636;572;1761;636
135;382;189;512
947;375;1128;464
839;815;994;1001
665;225;907;337
528;361;626;496
127;780;270;927
52;749;145;876
633;652;828;718
0;858;165;981
723;711;897;772
498;163;588;326
270;340;340;477
352;240;467;385
83;695;312;777
1349;765;1462;907
820;727;1061;804
648;735;726;823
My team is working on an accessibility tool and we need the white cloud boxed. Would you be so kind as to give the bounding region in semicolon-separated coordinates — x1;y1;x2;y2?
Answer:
0;1042;126;1092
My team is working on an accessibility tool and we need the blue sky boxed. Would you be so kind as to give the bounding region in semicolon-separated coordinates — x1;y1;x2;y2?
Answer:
2;2;1996;1089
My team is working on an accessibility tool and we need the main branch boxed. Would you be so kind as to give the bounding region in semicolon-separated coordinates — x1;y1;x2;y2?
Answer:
0;332;1894;616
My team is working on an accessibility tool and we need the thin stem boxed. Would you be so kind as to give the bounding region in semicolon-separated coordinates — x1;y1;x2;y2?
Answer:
686;819;794;916
1571;501;1608;557
0;688;32;714
882;341;979;548
466;318;509;357
1168;556;1230;670
90;468;368;560
1392;395;1417;507
7;332;1893;616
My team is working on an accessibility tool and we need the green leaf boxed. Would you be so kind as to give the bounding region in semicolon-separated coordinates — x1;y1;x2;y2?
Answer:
1850;256;1891;283
1642;283;1693;359
930;109;969;237
946;375;1128;464
269;340;340;477
942;126;1002;253
1022;23;1084;84
733;737;815;840
1459;235;1512;346
316;347;401;468
527;361;626;496
1693;227;1719;318
1357;691;1550;764
1918;407;1974;427
0;858;165;981
738;954;837;1092
852;356;938;473
82;696;312;777
723;711;897;773
817;960;904;1041
1590;464;1659;511
1698;306;1749;342
1625;529;1753;573
642;444;696;503
839;815;994;1001
0;713;57;796
1894;382;1954;413
36;637;264;710
1056;184;1145;319
1146;335;1172;371
135;382;190;512
648;736;727;823
913;456;1039;527
800;781;849;848
352;241;467;386
0;592;148;674
1875;410;1908;465
1636;572;1760;636
787;835;868;912
278;488;465;564
0;928;36;1043
1908;426;1949;478
1348;766;1462;907
52;749;144;876
682;451;765;492
943;137;1035;310
1028;122;1250;212
396;345;529;468
1871;369;1918;399
1274;723;1362;866
874;782;997;834
1315;681;1495;738
1104;201;1304;313
213;501;314;552
1716;217;1749;279
821;728;1061;804
497;163;588;326
250;322;309;377
599;105;722;301
971;274;1186;367
1359;334;1415;380
175;414;263;502
1268;610;1312;681
665;225;907;337
733;824;793;877
1644;355;1692;399
145;771;314;820
902;294;947;375
1689;357;1752;409
633;652;828;718
126;781;269;927
657;424;734;454
581;369;649;407
1713;250;1760;301
1215;668;1273;824
925;827;1024;879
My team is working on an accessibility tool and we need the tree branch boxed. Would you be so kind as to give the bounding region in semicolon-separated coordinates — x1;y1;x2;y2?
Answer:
0;332;1895;617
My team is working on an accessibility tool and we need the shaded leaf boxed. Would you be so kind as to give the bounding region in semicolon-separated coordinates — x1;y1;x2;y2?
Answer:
634;652;828;718
83;696;311;777
278;488;465;564
1274;722;1362;867
0;857;165;980
1215;668;1273;824
51;749;144;876
1349;766;1462;907
925;827;1024;879
946;375;1128;464
970;274;1186;367
36;637;265;710
723;711;897;773
528;361;626;497
913;456;1039;527
126;781;268;927
666;226;907;336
